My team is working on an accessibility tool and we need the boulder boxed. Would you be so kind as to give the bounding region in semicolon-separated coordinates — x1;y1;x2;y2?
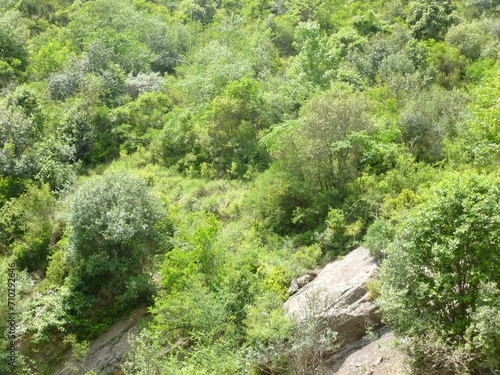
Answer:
323;327;409;375
283;246;382;350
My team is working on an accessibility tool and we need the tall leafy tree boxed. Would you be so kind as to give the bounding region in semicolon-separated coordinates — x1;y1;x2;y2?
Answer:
67;173;166;309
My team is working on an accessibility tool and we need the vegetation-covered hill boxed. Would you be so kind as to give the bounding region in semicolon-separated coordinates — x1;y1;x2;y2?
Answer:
1;0;499;373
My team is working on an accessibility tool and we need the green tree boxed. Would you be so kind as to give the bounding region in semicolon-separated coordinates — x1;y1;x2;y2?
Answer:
65;0;173;75
447;62;500;169
406;1;456;41
204;78;271;176
66;173;166;312
27;26;75;80
379;173;500;371
57;96;118;164
378;51;427;97
265;87;372;191
445;22;486;60
287;21;339;90
352;10;389;36
125;72;165;99
465;0;500;16
426;41;465;89
178;0;219;24
0;89;76;189
176;40;254;104
283;0;340;28
150;212;233;349
399;85;466;163
0;184;54;271
141;18;195;74
0;10;29;86
0;99;42;178
68;172;164;264
243;166;314;234
149;107;200;167
112;92;172;153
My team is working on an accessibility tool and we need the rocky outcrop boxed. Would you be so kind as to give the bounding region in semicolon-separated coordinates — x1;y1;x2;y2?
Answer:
284;246;382;351
54;307;149;375
324;327;409;375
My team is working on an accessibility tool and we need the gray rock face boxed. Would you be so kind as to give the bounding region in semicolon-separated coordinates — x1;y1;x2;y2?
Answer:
324;328;409;375
283;246;382;350
54;307;148;375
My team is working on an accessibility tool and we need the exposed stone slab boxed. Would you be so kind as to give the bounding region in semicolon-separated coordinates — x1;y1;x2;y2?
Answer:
284;247;382;350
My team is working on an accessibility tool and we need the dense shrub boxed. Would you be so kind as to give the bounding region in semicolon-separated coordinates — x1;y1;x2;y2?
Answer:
379;173;500;372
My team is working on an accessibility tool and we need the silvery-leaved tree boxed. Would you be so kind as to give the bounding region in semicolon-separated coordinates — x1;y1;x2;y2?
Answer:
67;173;167;315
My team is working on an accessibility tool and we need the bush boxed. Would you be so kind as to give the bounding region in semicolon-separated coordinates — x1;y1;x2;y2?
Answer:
68;172;164;259
0;176;26;207
125;72;166;99
0;183;54;271
315;208;362;257
243;166;313;234
362;219;394;260
406;1;456;41
246;299;338;375
446;22;486;60
379;172;500;372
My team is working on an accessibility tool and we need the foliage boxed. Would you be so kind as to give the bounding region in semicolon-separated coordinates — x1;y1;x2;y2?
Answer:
112;92;172;153
265;86;373;191
176;40;254;104
150;212;229;344
465;282;500;370
125;72;166;99
243;166;314;234
363;219;394;260
68;172;164;265
449;62;500;169
315;208;362;256
399;85;467;162
0;183;54;271
0;176;27;207
445;22;487;60
379;173;500;371
203;77;272;176
0;98;42;177
0;92;77;188
406;1;456;41
288;21;339;89
0;0;499;372
19;285;72;344
64;172;166;328
124;328;243;375
0;10;29;86
246;296;338;375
